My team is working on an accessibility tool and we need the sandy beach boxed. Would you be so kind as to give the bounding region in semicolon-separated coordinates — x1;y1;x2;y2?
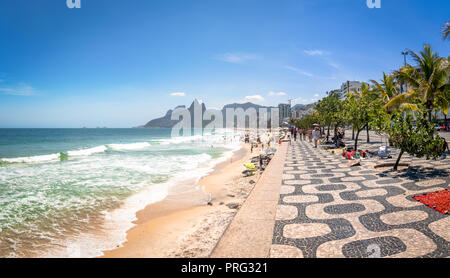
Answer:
101;143;264;258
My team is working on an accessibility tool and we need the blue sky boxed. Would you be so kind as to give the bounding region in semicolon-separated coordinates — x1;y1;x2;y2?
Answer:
0;0;449;128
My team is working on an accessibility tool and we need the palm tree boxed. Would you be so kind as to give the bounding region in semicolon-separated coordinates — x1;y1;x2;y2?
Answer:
443;21;450;40
370;72;399;107
386;45;449;122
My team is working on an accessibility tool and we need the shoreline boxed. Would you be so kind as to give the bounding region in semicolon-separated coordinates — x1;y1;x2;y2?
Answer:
101;142;259;258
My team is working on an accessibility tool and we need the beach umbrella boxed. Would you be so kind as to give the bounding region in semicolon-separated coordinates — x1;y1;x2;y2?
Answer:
313;123;320;126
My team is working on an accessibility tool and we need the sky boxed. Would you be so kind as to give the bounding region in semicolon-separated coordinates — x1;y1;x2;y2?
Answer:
0;0;449;128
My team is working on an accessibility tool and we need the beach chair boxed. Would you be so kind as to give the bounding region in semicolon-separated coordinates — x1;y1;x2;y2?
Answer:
378;145;390;159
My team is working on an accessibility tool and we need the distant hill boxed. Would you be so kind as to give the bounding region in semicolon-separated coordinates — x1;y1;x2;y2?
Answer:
291;103;315;111
142;101;275;128
291;103;315;118
142;105;186;128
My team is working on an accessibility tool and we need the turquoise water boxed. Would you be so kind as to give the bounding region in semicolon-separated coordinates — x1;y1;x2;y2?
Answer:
0;128;240;257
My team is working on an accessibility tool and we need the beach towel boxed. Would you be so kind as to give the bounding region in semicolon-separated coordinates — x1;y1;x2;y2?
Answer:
244;163;256;170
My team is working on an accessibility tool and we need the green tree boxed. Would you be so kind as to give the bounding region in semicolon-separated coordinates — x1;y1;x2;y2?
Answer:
388;110;445;170
344;83;378;151
294;112;321;130
316;91;345;142
387;45;449;122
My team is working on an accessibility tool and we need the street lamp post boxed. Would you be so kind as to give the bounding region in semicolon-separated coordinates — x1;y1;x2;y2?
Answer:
401;51;408;66
401;51;409;93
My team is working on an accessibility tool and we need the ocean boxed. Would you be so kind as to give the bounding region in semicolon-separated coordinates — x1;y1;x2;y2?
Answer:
0;128;241;258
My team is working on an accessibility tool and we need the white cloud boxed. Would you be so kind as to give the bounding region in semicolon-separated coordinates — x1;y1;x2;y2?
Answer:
284;66;314;77
329;62;340;69
303;49;330;56
245;94;265;102
215;53;260;64
0;84;36;96
170;92;186;97
291;97;310;105
268;91;287;96
311;93;321;102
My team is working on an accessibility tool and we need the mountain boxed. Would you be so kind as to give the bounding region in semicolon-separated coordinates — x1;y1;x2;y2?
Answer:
291;103;315;118
142;105;186;128
291;103;315;111
142;100;274;128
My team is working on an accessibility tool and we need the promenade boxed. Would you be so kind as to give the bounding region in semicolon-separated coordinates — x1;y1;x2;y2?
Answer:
213;132;449;258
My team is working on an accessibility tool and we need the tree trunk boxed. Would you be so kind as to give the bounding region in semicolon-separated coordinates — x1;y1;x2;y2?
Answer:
354;129;361;151
366;125;370;143
394;150;405;171
327;126;330;142
445;114;448;130
352;128;355;140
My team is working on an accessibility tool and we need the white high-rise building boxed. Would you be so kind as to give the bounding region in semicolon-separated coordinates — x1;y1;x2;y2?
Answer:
340;81;364;96
278;103;291;125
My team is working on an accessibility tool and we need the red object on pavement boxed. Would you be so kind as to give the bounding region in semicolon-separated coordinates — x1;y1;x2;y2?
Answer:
412;190;450;215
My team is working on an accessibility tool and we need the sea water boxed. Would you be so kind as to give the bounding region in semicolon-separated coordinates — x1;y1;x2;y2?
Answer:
0;128;241;257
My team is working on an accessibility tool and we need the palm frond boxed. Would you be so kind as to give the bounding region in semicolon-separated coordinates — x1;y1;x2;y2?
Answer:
408;48;423;68
443;21;450;40
400;103;419;111
385;93;408;109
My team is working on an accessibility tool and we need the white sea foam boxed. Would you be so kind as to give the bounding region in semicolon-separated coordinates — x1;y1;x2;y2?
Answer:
67;145;107;156
157;135;204;145
107;142;151;150
0;153;60;163
0;145;108;164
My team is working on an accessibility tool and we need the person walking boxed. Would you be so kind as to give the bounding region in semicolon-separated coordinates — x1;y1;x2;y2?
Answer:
293;128;297;141
259;154;264;171
442;140;449;159
312;127;320;148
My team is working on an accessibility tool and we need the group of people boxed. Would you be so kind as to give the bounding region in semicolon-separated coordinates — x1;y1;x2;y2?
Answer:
247;134;274;154
289;126;322;148
332;127;346;148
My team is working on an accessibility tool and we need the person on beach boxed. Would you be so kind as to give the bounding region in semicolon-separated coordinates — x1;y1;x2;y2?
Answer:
307;129;312;142
312;127;320;148
442;140;449;159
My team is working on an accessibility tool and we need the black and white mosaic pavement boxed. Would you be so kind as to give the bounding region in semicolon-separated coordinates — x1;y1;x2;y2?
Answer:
271;138;449;258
